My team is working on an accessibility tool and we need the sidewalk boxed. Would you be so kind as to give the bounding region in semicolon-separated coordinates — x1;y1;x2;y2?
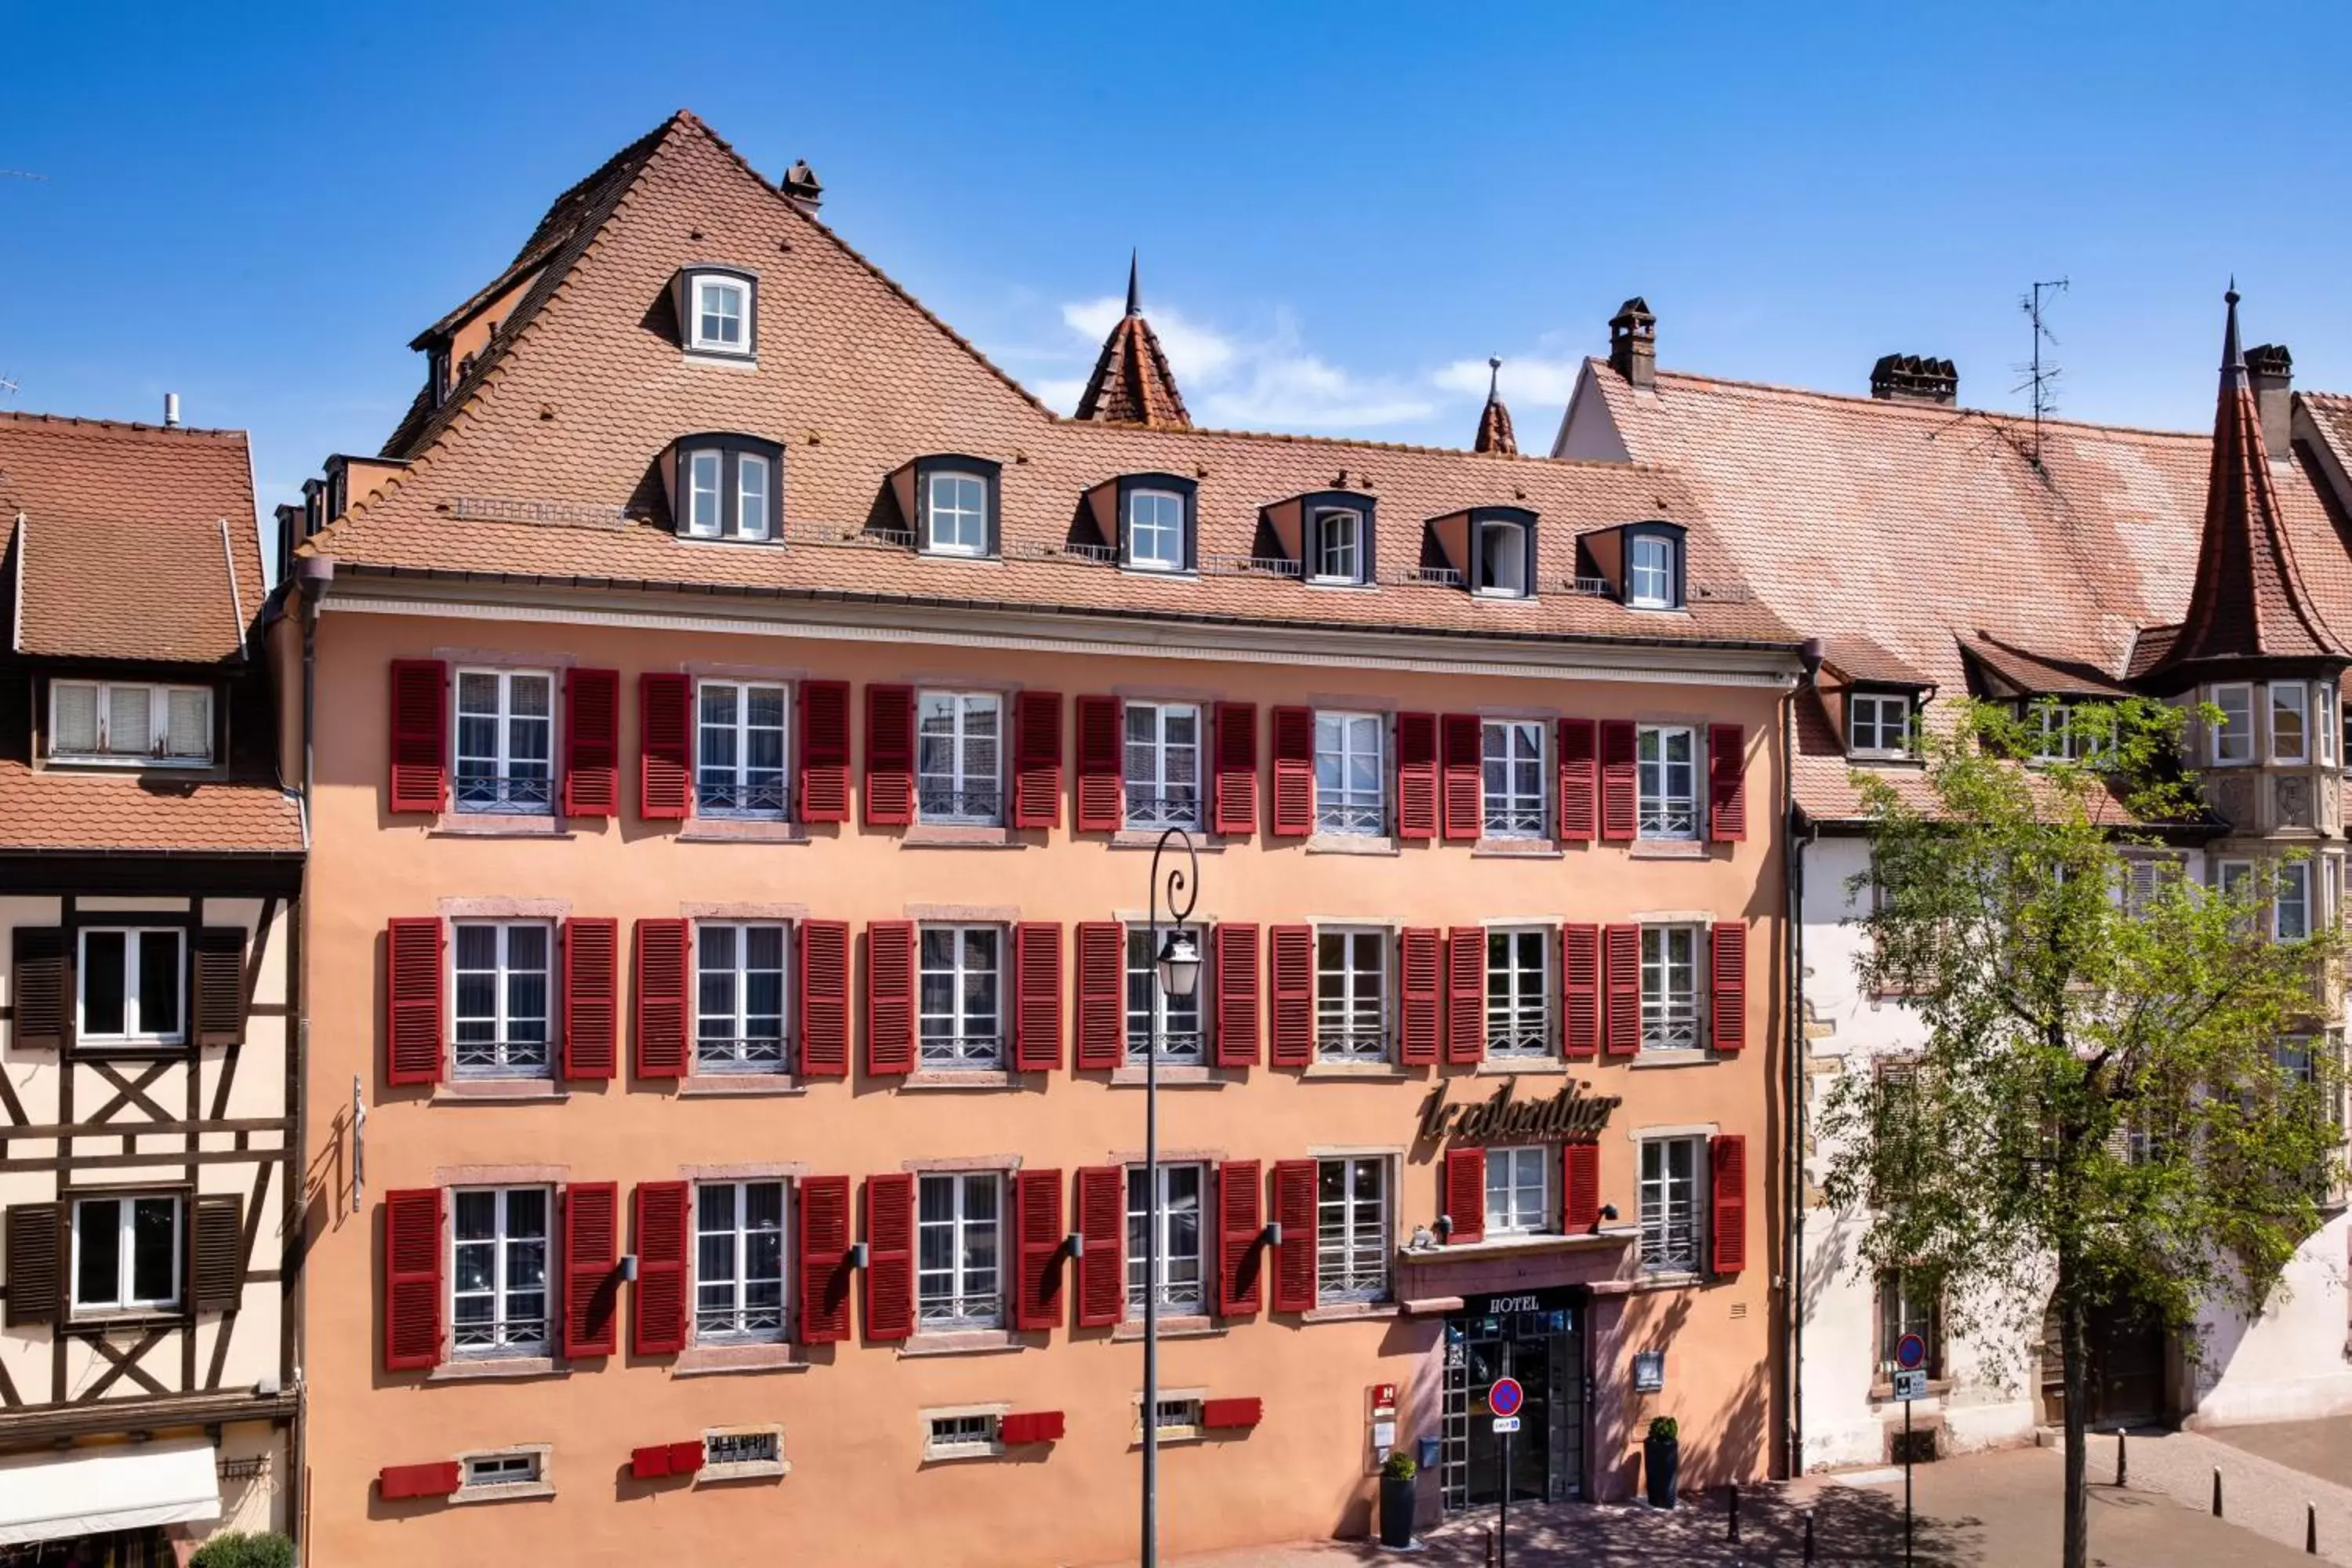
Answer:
2104;1422;2352;1565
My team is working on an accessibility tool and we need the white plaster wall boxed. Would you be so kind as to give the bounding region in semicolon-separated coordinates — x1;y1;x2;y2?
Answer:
2188;1214;2352;1427
1549;366;1631;463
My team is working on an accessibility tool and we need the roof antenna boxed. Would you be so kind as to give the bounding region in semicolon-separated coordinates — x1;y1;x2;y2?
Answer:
0;372;16;403
1125;250;1142;318
2016;277;2069;470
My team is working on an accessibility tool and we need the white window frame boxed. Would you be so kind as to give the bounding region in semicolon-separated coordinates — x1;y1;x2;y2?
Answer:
924;470;990;556
45;680;213;767
1474;517;1530;598
451;920;555;1079
684;449;724;537
702;1426;787;1479
1483;1147;1551;1237
1126;927;1203;1065
916;1171;1004;1331
2277;860;2313;942
1125;1163;1207;1318
1628;533;1675;609
924;1411;1003;1460
1315;1156;1390;1304
68;1193;183;1314
2321;684;2338;767
75;926;186;1047
694;922;790;1074
688;274;750;356
917;924;1004;1069
1123;702;1203;831
694;1178;788;1343
1313;710;1386;835
1636;724;1699;840
1315;927;1388;1063
695;679;790;817
1481;720;1546;838
450;1185;553;1357
1638;1136;1704;1274
1846;692;1910;758
1312;507;1364;585
916;691;1003;825
453;667;556;815
2212;682;2254;765
1641;925;1702;1052
458;1450;546;1490
1485;927;1551;1058
735;452;773;542
1125;488;1186;572
2271;682;2311;765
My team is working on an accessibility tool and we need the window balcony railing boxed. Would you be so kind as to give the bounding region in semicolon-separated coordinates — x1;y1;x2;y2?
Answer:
695;1304;786;1340
1125;1029;1205;1065
1639;804;1697;839
1316;800;1385;835
1124;793;1203;831
453;1036;551;1073
1640;1217;1700;1272
1486;1019;1552;1058
697;776;791;817
916;1294;1003;1331
454;770;554;814
1642;1011;1700;1052
1315;1252;1389;1303
695;1035;789;1073
1483;804;1546;837
452;1314;550;1353
917;1033;1003;1069
1125;1283;1207;1317
917;786;1003;825
1316;1026;1388;1064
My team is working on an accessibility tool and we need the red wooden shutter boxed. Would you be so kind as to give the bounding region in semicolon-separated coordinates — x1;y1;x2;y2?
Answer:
1708;723;1747;842
633;918;689;1079
1562;924;1601;1058
863;684;915;827
1014;922;1063;1072
1212;924;1260;1068
382;1188;442;1371
799;920;849;1076
1711;920;1748;1052
1269;706;1315;837
1711;1134;1748;1275
798;680;851;822
1073;922;1124;1070
630;1180;689;1356
384;918;444;1086
387;659;448;814
638;672;693;820
561;918;618;1080
1000;1410;1065;1445
562;667;620;817
1074;1167;1125;1328
1395;713;1438;841
1604;924;1640;1055
1399;928;1441;1065
862;1173;916;1341
1201;1397;1264;1430
1012;1167;1065;1330
1599;720;1638;841
1212;702;1258;835
630;1443;706;1481
378;1461;461;1500
1216;1159;1262;1317
562;1181;619;1357
865;920;916;1076
1443;1147;1485;1243
1074;695;1123;833
1441;713;1483;841
1268;925;1313;1069
1446;927;1485;1064
797;1175;853;1343
1557;717;1597;842
1271;1161;1316;1312
1563;1144;1601;1234
1013;691;1064;829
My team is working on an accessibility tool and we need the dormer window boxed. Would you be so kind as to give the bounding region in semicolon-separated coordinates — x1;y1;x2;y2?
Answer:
1263;491;1375;586
1472;509;1535;598
1628;534;1675;608
928;470;990;555
1311;507;1365;585
1848;691;1912;759
49;681;212;768
679;267;757;359
670;435;782;543
1126;488;1186;571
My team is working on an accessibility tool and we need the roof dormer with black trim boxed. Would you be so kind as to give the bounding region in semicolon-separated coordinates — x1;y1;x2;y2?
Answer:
1424;506;1539;598
660;432;784;543
1076;471;1198;573
673;263;760;363
889;454;1004;558
1576;519;1686;609
1258;490;1377;587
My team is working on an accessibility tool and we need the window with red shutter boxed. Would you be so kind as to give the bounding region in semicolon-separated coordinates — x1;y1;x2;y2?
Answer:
1269;706;1314;837
1707;723;1747;842
1211;924;1260;1069
1711;921;1748;1052
1201;1396;1263;1430
1446;927;1484;1064
1074;695;1123;833
1399;928;1441;1065
385;919;445;1086
563;1181;619;1357
1013;691;1063;829
382;1188;442;1371
797;1175;853;1342
865;921;916;1075
1562;924;1601;1058
798;920;849;1076
630;1181;689;1355
1563;1143;1601;1234
1212;702;1258;836
1216;1160;1262;1317
1267;925;1312;1068
1599;720;1638;841
387;659;448;814
1603;923;1640;1055
1395;713;1437;840
562;668;620;817
1441;714;1482;841
1073;1167;1124;1327
1013;923;1063;1072
1011;1167;1065;1330
864;685;915;826
637;673;693;820
1443;1148;1485;1243
379;1461;462;1500
862;1174;916;1341
633;919;689;1079
1557;717;1597;842
1000;1410;1065;1445
1269;1161;1316;1312
1711;1134;1748;1275
1073;922;1124;1070
561;918;618;1080
798;680;851;822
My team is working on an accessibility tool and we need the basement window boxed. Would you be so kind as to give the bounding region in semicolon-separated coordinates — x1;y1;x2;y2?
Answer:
701;1425;788;1480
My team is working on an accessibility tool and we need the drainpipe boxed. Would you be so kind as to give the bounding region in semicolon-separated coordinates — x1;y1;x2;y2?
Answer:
1784;641;1821;1479
289;554;332;1566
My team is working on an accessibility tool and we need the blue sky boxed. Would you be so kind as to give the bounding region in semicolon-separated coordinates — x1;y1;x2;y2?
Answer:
5;2;2350;520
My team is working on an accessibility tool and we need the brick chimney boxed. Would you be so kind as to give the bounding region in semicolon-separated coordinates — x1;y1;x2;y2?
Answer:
782;159;823;217
2246;343;2292;460
1869;354;1958;405
1608;298;1657;390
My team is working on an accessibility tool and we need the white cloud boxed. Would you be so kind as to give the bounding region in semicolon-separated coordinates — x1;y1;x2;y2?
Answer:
1061;296;1240;383
1432;354;1588;408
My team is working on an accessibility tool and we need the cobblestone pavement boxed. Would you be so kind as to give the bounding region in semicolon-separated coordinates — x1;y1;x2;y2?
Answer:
2103;1423;2352;1565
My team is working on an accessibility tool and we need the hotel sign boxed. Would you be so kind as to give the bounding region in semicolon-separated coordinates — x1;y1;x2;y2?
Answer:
1415;1078;1621;1145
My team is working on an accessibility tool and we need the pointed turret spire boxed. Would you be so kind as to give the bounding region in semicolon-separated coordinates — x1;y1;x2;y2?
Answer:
1075;252;1191;428
1474;356;1518;456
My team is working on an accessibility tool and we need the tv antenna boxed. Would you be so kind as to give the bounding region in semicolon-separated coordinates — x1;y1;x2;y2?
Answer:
2016;278;2069;469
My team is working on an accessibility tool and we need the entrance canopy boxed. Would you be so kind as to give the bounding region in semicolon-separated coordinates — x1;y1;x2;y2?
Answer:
0;1437;221;1545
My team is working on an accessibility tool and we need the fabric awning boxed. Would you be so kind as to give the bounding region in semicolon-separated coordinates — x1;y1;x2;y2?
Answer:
0;1437;220;1545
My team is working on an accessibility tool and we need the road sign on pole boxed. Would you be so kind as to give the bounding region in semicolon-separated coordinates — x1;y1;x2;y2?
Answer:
1486;1376;1523;1568
1891;1368;1928;1401
1490;1415;1521;1433
1895;1333;1928;1373
1487;1377;1525;1418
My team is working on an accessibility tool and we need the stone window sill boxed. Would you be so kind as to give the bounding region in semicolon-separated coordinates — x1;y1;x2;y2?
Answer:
673;1342;811;1377
902;823;1022;849
1305;833;1399;856
1628;1051;1715;1069
898;1329;1036;1358
1108;1065;1239;1088
677;1075;807;1098
1111;829;1223;851
430;814;571;839
427;1356;560;1383
1301;1062;1413;1081
1474;1058;1567;1076
1408;1228;1633;1262
699;1458;790;1483
1628;839;1708;860
677;818;807;844
1472;840;1563;859
433;1080;568;1104
450;1480;556;1506
1111;1316;1221;1341
902;1069;1022;1091
1301;1301;1403;1324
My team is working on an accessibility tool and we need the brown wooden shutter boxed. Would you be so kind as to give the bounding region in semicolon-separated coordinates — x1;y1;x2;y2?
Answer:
999;1410;1065;1445
1073;1167;1125;1328
562;667;621;817
190;1192;243;1313
862;1174;916;1341
864;921;916;1076
1441;713;1483;841
1270;1160;1316;1312
1268;925;1313;1069
1562;924;1601;1058
377;1461;462;1500
1443;1147;1485;1243
863;684;916;826
1557;717;1597;842
1395;713;1438;841
562;1182;619;1357
798;920;850;1076
1013;922;1063;1072
1074;695;1123;833
1711;1134;1748;1275
1212;702;1258;835
192;926;247;1049
1446;927;1485;1064
798;680;851;822
383;918;444;1085
382;1188;442;1370
637;672;693;820
1563;1144;1601;1234
1073;921;1124;1070
1201;1397;1263;1430
630;1180;689;1355
633;918;689;1079
1603;923;1640;1055
561;918;619;1080
1012;1167;1065;1331
1599;720;1638;841
387;658;448;813
797;1174;853;1343
1707;723;1747;842
8;929;65;1052
1012;691;1064;829
1711;920;1748;1052
1269;706;1315;837
3;1203;60;1325
1211;924;1260;1069
1399;928;1441;1065
1215;1160;1262;1317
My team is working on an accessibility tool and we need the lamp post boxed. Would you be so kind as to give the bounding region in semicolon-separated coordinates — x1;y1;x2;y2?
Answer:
1142;825;1201;1568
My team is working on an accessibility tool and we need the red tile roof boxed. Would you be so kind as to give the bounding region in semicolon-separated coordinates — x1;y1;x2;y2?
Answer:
0;760;303;855
1074;257;1190;429
1474;361;1518;456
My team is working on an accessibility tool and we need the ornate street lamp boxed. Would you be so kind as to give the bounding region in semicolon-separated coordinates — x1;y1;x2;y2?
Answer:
1141;825;1199;1568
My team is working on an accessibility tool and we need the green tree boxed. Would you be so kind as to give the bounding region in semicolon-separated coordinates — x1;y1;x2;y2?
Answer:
188;1531;295;1568
1820;696;2343;1568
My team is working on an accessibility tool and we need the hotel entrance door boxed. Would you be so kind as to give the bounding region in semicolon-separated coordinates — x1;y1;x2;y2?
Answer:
1441;1288;1586;1511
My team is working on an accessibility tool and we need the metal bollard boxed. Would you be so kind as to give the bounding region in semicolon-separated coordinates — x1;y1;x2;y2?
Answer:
1483;1525;1496;1568
1803;1508;1817;1564
2213;1467;2224;1518
2115;1427;2128;1488
2310;1501;2319;1555
1728;1481;1740;1542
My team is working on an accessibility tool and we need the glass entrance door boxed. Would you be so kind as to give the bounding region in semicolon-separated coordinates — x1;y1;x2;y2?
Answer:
1442;1301;1584;1511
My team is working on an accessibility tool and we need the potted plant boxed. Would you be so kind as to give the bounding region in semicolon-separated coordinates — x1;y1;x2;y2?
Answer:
1377;1448;1418;1547
1643;1416;1680;1508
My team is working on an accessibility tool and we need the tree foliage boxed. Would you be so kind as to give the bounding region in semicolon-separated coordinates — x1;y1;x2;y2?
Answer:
189;1532;295;1568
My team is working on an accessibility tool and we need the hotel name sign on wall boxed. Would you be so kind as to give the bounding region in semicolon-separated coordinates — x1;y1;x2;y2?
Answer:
1415;1078;1621;1145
